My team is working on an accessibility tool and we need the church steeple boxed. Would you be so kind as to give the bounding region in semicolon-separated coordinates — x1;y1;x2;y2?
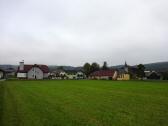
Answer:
124;61;128;73
125;61;128;67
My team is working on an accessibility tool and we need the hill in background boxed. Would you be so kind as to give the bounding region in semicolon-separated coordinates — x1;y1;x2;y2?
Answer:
111;61;168;72
144;62;168;72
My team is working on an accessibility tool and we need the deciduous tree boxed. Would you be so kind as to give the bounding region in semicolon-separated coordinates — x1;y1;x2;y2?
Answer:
83;63;91;77
137;64;145;79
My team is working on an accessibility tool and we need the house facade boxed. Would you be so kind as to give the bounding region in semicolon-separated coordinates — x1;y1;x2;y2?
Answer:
117;62;130;80
89;70;118;80
66;71;85;79
117;74;130;80
17;61;49;79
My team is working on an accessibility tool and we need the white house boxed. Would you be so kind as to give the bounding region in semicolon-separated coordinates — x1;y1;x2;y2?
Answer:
76;72;86;79
17;61;49;79
65;71;85;79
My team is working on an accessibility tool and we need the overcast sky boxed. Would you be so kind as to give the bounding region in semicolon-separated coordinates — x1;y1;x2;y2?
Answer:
0;0;168;66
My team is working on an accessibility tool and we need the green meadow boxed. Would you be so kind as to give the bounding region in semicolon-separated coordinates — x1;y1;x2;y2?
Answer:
0;80;168;126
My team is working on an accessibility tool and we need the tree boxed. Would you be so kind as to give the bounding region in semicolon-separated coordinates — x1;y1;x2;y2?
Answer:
161;72;168;80
102;61;109;70
83;63;91;78
90;62;100;73
137;64;145;79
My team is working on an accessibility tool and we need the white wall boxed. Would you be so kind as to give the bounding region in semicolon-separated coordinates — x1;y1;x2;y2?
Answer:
28;67;43;79
17;73;27;78
44;73;49;79
113;71;118;80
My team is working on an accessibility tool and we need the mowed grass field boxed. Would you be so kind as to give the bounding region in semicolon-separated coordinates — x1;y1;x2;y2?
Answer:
0;80;168;126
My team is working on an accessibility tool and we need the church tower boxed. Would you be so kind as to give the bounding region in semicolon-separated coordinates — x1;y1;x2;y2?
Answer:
124;61;129;73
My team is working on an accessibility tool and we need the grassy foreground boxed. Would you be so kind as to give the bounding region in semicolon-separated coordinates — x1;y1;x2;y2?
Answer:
0;80;168;126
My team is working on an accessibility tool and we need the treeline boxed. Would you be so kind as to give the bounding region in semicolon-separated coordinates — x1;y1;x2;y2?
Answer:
83;61;109;77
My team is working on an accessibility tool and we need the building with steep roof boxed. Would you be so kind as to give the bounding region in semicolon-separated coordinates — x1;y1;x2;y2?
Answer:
117;62;130;80
17;61;49;79
89;70;118;80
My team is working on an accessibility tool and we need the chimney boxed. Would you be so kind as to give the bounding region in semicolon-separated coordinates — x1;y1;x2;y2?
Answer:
19;60;24;71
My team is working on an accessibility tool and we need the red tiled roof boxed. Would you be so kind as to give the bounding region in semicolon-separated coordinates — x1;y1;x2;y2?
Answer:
90;70;115;76
17;64;49;73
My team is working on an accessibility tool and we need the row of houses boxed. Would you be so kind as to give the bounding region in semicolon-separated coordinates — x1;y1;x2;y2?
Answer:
88;62;162;80
0;61;163;80
14;61;129;80
49;70;85;80
0;62;49;80
16;61;86;80
15;61;130;80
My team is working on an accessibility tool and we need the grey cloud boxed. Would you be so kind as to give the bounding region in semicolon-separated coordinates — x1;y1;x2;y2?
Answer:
0;0;168;66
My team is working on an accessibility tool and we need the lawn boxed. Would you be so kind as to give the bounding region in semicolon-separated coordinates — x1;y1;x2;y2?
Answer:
0;80;168;126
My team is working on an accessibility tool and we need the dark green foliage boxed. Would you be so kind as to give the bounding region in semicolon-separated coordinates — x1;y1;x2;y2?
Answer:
161;72;168;80
83;62;100;77
90;62;100;73
102;61;109;70
83;63;91;77
137;64;145;79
